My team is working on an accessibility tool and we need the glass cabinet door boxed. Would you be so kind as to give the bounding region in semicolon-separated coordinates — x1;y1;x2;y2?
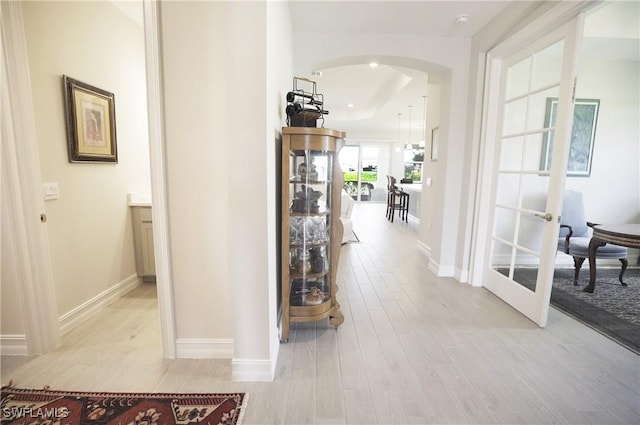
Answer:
288;149;334;307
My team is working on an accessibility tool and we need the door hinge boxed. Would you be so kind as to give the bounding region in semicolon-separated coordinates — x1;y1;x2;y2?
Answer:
572;78;577;103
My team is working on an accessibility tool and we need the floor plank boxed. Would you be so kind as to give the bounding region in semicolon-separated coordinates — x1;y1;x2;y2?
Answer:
2;202;639;424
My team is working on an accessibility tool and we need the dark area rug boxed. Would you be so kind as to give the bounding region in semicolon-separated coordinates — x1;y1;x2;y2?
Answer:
0;386;247;425
549;268;639;354
511;268;640;354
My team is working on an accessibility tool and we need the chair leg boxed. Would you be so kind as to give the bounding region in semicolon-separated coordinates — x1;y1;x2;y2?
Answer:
572;256;585;285
403;195;408;222
619;258;628;286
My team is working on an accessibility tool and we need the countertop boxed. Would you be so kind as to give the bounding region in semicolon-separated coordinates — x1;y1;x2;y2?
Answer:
128;193;152;207
398;183;422;193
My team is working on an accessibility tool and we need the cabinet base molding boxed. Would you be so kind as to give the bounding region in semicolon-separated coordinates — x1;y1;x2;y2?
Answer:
58;273;141;335
175;338;233;359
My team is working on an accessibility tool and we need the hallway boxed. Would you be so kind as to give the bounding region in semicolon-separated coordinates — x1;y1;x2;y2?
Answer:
2;203;639;424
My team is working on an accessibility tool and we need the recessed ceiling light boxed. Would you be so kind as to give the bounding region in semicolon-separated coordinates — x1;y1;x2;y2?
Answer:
369;62;379;68
347;103;355;108
456;14;470;24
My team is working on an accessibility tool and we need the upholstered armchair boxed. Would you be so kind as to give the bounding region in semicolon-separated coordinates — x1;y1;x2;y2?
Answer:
558;190;628;285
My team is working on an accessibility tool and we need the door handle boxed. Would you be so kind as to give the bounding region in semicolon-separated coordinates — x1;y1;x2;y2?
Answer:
534;212;553;222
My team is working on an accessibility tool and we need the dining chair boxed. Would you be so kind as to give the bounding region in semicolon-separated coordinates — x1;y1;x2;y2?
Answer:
386;175;409;223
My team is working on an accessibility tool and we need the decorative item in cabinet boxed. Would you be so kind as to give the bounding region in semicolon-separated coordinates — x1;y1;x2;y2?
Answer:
280;127;346;342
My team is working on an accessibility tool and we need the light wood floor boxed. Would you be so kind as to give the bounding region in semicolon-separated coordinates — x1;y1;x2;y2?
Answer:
2;203;639;424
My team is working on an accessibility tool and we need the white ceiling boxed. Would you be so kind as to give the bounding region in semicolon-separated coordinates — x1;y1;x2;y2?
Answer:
288;0;640;139
288;0;520;138
109;0;639;139
289;0;515;38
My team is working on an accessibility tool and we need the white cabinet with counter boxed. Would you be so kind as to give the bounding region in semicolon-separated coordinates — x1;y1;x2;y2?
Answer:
398;183;422;222
129;194;155;281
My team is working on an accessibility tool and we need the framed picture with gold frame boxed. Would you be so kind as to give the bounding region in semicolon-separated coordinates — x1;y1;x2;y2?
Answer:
63;75;117;163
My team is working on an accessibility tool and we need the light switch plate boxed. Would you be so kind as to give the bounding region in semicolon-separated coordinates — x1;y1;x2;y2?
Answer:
43;182;59;200
425;177;433;187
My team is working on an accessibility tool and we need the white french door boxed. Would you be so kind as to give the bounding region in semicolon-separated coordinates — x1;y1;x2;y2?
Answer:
480;16;584;327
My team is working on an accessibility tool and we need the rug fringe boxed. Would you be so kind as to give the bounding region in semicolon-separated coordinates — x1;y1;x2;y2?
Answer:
2;382;52;391
236;392;248;425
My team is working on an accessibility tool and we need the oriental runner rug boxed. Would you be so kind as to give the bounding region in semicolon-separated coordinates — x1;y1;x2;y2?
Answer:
0;386;247;425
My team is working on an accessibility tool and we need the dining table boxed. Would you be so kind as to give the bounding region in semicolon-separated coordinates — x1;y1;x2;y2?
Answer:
584;223;640;293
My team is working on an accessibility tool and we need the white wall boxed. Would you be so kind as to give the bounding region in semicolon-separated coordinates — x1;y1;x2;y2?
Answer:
563;58;640;261
266;0;294;374
568;59;640;223
159;1;234;347
20;1;150;319
158;1;291;378
419;83;441;241
225;0;280;379
292;33;471;277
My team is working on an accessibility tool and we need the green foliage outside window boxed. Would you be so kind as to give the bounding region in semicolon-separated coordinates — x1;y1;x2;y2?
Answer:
343;171;377;182
404;164;422;181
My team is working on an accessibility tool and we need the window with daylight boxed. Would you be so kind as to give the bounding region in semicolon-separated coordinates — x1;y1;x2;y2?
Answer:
403;144;424;182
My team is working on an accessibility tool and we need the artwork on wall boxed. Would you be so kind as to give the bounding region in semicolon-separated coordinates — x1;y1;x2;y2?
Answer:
540;98;599;177
63;75;117;163
430;127;439;161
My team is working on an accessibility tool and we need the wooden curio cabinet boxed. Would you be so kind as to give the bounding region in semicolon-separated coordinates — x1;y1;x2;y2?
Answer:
280;127;346;342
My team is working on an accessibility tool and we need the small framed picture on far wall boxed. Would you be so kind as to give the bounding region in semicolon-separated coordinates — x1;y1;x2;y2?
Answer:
63;75;118;163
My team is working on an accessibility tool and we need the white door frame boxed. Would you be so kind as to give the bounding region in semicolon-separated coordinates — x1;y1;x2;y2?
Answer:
1;0;176;358
1;0;61;354
143;0;176;358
